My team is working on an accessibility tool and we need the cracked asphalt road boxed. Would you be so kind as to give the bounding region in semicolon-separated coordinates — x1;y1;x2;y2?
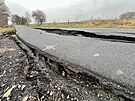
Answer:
1;26;134;100
16;26;135;89
0;33;126;101
15;26;135;100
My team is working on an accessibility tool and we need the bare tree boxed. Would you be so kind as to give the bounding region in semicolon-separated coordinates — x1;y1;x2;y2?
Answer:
25;11;31;25
11;14;20;25
0;0;9;27
32;10;46;25
11;14;27;25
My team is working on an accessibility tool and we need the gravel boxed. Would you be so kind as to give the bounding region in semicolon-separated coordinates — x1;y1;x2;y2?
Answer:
0;36;32;101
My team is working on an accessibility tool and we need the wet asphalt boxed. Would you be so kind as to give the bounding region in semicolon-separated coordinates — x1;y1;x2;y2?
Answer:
16;26;135;93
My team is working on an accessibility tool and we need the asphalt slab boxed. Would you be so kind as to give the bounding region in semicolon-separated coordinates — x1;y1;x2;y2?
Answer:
16;26;135;100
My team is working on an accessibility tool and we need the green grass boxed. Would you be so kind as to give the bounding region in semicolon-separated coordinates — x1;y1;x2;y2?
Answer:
0;27;14;35
30;22;87;28
28;19;135;29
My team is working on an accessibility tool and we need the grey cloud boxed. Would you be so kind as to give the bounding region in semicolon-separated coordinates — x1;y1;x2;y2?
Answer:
6;0;135;22
46;0;135;22
6;1;30;16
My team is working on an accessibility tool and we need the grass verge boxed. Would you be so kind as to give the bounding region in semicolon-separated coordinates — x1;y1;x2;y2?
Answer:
29;19;135;29
0;27;14;35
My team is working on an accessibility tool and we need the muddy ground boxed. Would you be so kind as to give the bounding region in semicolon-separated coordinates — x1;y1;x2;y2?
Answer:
0;34;131;101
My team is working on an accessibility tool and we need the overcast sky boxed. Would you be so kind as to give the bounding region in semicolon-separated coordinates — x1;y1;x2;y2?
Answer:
6;0;83;9
6;0;135;22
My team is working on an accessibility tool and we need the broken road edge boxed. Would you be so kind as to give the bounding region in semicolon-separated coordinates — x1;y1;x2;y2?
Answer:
4;29;135;100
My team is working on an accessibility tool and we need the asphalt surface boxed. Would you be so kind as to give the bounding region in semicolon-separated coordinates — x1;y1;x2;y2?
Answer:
16;26;135;94
61;28;135;37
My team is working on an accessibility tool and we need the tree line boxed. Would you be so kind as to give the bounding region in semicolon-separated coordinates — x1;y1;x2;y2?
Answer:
12;10;46;25
119;12;135;19
0;0;9;27
0;0;47;27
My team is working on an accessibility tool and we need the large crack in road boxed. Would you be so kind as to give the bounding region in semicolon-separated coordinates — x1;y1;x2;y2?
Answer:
16;29;135;101
0;29;134;100
36;28;135;43
16;34;132;101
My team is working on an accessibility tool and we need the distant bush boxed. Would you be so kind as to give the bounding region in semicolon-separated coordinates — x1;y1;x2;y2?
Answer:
119;12;135;19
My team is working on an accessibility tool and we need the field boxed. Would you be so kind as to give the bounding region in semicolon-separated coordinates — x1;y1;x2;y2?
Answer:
30;19;135;29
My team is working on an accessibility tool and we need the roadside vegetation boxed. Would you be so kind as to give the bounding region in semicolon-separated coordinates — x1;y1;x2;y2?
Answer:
0;0;14;35
0;0;9;27
29;19;135;29
28;11;135;29
0;26;14;35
